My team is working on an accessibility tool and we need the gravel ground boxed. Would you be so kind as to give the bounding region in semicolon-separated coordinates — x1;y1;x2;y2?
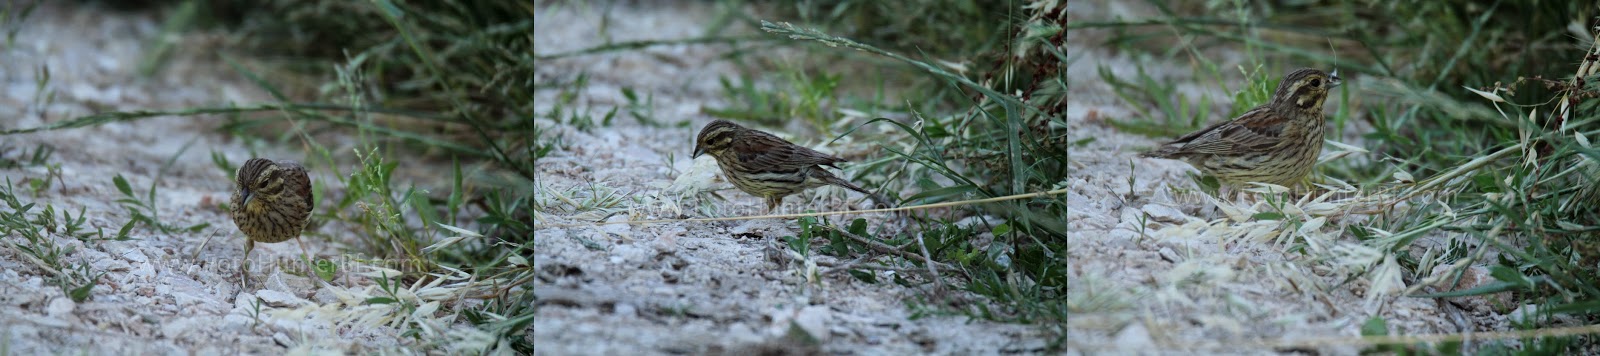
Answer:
4;1;1517;354
1063;1;1511;354
1;3;522;353
531;2;1051;355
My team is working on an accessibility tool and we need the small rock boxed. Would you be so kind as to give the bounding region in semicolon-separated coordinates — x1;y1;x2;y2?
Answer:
161;317;197;340
312;288;339;305
95;55;120;72
46;297;75;317
1158;247;1183;263
1141;204;1188;224
792;306;831;343
614;303;637;317
120;247;149;263
129;261;156;280
652;228;685;251
953;215;1000;229
1509;304;1539;323
255;289;308;308
730;220;759;236
652;286;675;296
602;215;632;238
1104;229;1140;249
1113;322;1153;349
89;258;132;276
273;332;296;348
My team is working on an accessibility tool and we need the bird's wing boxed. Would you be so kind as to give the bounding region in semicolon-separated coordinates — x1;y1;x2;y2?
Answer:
280;161;315;212
732;130;847;170
1170;107;1286;155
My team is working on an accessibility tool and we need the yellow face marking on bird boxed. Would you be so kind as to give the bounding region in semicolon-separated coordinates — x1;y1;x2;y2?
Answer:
238;164;286;212
1289;72;1340;109
1295;86;1324;108
1266;68;1342;111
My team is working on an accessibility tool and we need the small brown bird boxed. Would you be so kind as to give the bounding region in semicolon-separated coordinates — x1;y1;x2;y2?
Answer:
229;158;314;286
692;120;891;212
1141;68;1341;188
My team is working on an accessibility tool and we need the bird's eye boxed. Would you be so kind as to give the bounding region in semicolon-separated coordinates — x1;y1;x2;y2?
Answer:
256;180;269;189
1310;78;1322;87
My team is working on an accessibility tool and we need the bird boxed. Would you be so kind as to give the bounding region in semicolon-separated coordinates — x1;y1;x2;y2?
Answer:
229;158;314;287
1141;68;1341;190
691;120;891;213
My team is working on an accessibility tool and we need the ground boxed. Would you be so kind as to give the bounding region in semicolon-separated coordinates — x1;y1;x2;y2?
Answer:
530;2;1049;355
1;3;520;354
1063;1;1512;354
0;1;1524;355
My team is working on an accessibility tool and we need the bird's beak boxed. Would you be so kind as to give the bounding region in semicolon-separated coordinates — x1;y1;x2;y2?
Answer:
240;189;253;207
691;145;704;159
1329;69;1343;88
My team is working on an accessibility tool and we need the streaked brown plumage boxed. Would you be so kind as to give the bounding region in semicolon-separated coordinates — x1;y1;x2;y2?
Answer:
692;120;890;212
229;158;313;285
1141;68;1341;187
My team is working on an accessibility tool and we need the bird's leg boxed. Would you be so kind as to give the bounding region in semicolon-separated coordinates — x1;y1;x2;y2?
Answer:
766;196;781;214
296;237;312;265
241;239;255;289
295;236;320;283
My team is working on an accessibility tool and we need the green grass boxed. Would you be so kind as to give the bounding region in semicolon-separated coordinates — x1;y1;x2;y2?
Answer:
1077;0;1600;351
3;0;1057;353
0;0;537;353
0;143;63;197
0;139;123;304
535;0;1067;348
0;142;52;169
755;4;1067;348
0;0;37;50
112;140;211;235
0;178;106;303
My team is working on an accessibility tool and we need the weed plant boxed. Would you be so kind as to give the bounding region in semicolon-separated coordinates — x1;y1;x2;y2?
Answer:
1073;0;1600;351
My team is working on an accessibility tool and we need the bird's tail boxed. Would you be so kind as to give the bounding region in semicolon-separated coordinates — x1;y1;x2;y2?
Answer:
1139;145;1178;159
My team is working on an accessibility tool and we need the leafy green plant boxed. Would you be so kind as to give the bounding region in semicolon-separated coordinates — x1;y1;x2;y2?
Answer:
706;74;793;128
0;178;104;302
111;173;208;234
0;0;541;353
0;0;38;50
1099;65;1214;137
620;87;668;127
758;4;1065;345
1077;0;1599;351
0;142;53;169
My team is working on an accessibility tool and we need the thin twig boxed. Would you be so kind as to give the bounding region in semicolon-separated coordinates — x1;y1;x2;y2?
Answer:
817;224;960;275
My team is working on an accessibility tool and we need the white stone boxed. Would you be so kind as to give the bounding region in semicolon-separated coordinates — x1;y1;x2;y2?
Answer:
255;289;308;307
1113;322;1153;349
160;317;199;340
1140;204;1188;224
792;305;831;343
46;297;75;317
614;303;637;317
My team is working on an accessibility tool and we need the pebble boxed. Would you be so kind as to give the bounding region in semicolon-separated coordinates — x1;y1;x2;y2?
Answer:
46;297;75;317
